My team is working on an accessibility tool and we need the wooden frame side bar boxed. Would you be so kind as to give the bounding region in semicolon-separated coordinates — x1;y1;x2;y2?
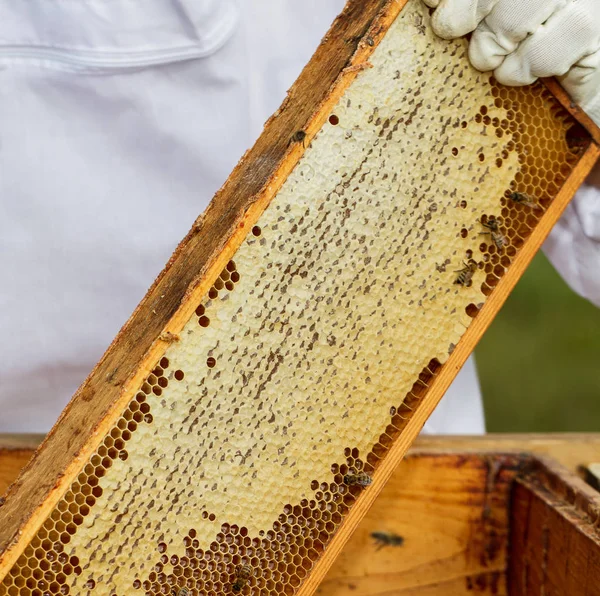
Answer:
542;78;600;145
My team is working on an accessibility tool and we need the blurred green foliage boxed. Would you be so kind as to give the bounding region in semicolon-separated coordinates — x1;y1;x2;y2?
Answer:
476;252;600;432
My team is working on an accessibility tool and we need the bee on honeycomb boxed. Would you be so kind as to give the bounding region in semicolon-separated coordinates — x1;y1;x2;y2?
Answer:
509;191;543;210
344;471;372;487
454;260;477;286
232;564;253;592
479;217;508;251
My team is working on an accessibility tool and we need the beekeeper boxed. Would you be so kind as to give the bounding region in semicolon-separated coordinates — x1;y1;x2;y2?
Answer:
0;0;598;433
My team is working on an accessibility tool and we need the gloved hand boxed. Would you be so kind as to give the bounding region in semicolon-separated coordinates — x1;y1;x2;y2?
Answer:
422;0;600;308
422;0;600;126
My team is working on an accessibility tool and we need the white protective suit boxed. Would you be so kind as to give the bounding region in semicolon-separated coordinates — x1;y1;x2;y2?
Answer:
0;0;596;434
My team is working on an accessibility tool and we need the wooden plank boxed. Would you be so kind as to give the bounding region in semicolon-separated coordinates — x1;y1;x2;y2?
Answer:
0;436;41;500
509;460;600;596
322;447;600;596
322;574;504;596
413;433;600;475
1;0;599;593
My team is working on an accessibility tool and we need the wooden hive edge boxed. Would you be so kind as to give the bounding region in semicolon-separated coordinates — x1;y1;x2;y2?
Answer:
321;450;524;596
509;455;600;595
319;450;600;596
518;454;600;535
542;78;600;145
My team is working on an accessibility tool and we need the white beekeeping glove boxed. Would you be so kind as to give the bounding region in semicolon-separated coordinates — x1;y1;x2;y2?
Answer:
421;0;600;125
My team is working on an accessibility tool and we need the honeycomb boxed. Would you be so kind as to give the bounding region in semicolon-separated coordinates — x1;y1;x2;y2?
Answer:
0;0;590;594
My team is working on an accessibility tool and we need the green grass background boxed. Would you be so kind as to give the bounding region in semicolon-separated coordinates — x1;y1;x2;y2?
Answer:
476;252;600;432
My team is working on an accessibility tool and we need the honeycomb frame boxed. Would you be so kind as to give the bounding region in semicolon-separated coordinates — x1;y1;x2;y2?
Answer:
0;0;599;594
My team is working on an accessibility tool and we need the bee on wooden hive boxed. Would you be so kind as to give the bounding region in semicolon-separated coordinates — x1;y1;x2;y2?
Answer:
479;217;508;250
289;130;307;148
454;260;477;286
509;191;543;210
232;564;253;592
371;531;404;551
344;471;372;487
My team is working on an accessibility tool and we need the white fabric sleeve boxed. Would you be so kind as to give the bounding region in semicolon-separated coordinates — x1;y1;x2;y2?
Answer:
543;184;600;308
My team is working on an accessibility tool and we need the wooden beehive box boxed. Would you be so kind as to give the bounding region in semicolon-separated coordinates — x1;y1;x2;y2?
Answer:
0;0;598;594
321;436;600;596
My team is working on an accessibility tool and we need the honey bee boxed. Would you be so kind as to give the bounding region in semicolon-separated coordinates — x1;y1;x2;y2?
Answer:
159;331;180;343
479;217;508;250
344;472;372;487
343;61;374;74
509;191;543;210
289;130;307;148
454;260;477;286
371;531;404;551
232;564;253;592
173;588;190;596
414;14;427;35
